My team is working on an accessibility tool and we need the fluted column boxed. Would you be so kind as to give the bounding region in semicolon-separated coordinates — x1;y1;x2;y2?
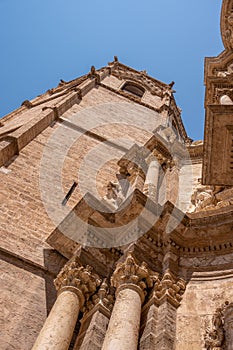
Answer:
224;302;233;350
32;260;101;350
102;253;155;350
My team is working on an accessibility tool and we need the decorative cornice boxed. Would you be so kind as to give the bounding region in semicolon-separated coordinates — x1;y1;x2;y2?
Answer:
54;259;101;306
221;0;233;49
110;62;169;94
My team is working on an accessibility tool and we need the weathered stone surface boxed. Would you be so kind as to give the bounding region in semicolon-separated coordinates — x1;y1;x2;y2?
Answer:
1;18;233;349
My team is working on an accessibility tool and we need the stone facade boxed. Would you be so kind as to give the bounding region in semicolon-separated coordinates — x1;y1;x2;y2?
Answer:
1;2;233;349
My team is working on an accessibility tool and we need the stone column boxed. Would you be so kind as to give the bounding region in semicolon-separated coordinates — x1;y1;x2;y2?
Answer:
32;260;101;350
224;302;233;350
102;253;155;350
143;156;160;201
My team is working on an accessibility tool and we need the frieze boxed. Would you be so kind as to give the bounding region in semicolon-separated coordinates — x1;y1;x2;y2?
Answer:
180;253;233;269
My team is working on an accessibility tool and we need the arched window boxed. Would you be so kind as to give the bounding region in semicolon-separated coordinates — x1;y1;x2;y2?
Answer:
121;82;145;98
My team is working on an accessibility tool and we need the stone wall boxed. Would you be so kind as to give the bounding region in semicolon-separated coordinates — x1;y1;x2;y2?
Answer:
176;275;233;349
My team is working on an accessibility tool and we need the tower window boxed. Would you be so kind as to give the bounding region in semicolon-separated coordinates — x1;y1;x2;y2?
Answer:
121;82;145;98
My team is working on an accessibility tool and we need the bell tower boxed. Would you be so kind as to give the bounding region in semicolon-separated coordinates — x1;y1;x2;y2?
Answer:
203;0;233;185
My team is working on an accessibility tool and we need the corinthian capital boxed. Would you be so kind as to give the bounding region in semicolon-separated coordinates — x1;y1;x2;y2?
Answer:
54;260;101;306
111;253;157;302
153;270;186;307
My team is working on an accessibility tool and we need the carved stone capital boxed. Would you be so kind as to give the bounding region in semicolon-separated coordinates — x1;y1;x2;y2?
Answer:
83;279;115;315
111;253;157;303
152;270;186;308
54;260;101;307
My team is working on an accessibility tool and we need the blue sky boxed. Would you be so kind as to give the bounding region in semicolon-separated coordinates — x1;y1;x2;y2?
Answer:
0;1;223;140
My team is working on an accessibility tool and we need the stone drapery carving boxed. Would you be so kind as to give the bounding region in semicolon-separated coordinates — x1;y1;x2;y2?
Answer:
111;253;157;301
54;259;101;306
152;270;186;308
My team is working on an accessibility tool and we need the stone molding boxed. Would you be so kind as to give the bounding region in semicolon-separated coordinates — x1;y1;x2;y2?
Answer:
110;61;169;96
111;253;157;303
54;259;101;307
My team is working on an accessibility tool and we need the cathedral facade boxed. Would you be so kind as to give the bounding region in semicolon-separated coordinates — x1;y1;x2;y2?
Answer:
0;1;233;349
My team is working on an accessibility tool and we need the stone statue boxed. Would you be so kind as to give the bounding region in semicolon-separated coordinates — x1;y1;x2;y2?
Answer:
102;181;125;210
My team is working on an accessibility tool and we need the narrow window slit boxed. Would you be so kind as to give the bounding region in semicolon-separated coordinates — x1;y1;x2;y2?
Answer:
62;181;78;206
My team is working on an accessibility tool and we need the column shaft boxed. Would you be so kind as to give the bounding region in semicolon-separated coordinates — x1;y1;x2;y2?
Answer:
143;160;160;201
32;290;80;350
102;288;141;350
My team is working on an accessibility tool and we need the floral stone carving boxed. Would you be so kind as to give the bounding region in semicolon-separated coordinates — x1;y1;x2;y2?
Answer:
54;259;101;304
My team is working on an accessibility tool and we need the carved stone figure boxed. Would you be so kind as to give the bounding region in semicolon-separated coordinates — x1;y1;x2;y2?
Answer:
204;306;226;349
188;183;233;212
216;62;233;77
102;180;125;209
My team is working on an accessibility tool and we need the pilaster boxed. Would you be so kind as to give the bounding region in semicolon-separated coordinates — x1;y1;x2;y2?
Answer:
140;270;186;350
